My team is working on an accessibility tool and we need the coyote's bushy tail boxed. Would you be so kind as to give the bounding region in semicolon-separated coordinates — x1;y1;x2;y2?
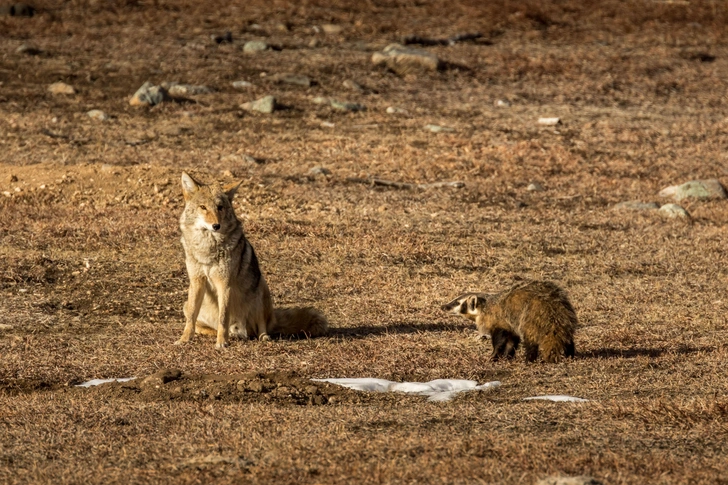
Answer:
271;307;329;338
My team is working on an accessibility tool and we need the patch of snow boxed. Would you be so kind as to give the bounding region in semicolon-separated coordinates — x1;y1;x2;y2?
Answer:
76;377;136;388
522;395;589;403
313;378;501;402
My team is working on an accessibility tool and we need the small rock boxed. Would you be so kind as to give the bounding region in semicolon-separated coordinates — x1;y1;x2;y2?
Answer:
15;43;42;55
536;476;602;485
243;40;269;53
613;200;659;211
247;381;264;393
495;99;511;107
321;24;343;35
659;179;727;201
232;80;253;89
87;109;108;121
129;81;170;107
166;84;213;96
141;369;182;388
330;99;365;112
343;79;364;92
386;106;407;114
0;3;34;16
527;182;545;192
372;43;441;74
308;166;331;176
240;95;276;114
2;191;11;197
212;31;232;44
538;117;561;126
269;73;311;87
0;323;13;330
320;121;335;128
48;82;76;95
659;203;690;218
425;124;455;133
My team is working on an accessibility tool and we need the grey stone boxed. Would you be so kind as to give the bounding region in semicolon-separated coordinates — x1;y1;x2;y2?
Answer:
308;166;331;176
15;43;41;55
527;182;545;192
313;97;365;112
659;203;690;218
613;200;659;211
232;80;253;89
425;124;455;133
87;109;108;121
240;95;276;114
536;476;602;485
386;106;408;114
48;82;75;95
372;43;441;74
243;40;268;53
129;81;170;107
495;99;511;107
269;73;311;87
659;179;727;201
166;83;213;96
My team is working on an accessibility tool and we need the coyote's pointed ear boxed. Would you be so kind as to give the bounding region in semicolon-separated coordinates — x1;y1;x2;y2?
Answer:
223;180;243;201
181;172;200;200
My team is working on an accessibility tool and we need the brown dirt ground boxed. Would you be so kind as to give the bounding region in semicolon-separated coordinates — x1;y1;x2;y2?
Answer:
2;0;728;483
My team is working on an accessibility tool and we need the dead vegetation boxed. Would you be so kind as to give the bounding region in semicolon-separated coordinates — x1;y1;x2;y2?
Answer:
1;0;728;483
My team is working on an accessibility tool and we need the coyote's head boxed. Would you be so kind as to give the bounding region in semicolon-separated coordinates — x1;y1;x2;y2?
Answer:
180;172;242;235
441;293;489;320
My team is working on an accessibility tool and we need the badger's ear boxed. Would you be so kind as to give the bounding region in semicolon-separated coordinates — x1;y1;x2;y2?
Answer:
466;295;479;314
223;180;243;201
181;172;201;200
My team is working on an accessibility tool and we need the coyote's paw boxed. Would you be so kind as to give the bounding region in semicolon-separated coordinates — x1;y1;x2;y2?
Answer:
259;333;271;342
215;341;229;349
174;337;191;345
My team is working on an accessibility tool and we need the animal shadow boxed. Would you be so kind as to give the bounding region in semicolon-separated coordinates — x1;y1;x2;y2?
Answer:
580;345;713;360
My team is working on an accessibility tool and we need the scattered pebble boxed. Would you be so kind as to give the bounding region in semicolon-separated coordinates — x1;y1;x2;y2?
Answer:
15;43;42;55
538;117;561;126
343;79;364;92
269;73;311;87
659;203;690;218
495;99;511;107
87;109;108;121
2;191;11;197
659;179;727;201
313;97;365;112
48;82;76;95
613;201;659;211
425;124;455;133
166;83;213;96
0;323;13;330
386;106;408;114
308;166;331;177
372;43;442;74
129;81;170;107
527;182;545;192
321;24;343;35
232;80;253;89
243;40;269;53
240;95;276;113
320;121;335;128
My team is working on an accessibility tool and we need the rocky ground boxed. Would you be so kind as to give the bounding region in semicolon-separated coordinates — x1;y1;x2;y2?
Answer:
1;1;728;484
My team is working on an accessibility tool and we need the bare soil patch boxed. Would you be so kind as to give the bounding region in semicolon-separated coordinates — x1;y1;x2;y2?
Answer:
2;0;728;484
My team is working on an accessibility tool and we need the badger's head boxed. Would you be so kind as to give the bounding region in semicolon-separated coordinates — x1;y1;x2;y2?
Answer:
441;293;488;320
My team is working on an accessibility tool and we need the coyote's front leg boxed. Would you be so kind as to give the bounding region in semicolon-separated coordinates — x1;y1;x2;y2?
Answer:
176;275;205;344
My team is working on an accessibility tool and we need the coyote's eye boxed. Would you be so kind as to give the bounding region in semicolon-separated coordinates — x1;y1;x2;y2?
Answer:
217;205;223;212
199;205;207;211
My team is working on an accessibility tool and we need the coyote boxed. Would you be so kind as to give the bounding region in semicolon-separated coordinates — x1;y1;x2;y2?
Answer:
442;281;577;363
175;172;328;348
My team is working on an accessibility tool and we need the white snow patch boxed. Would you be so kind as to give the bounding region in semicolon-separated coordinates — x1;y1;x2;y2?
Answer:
523;395;589;403
76;377;136;388
313;378;501;402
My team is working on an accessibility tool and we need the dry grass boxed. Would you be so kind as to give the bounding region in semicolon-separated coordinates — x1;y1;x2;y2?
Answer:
2;0;728;483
